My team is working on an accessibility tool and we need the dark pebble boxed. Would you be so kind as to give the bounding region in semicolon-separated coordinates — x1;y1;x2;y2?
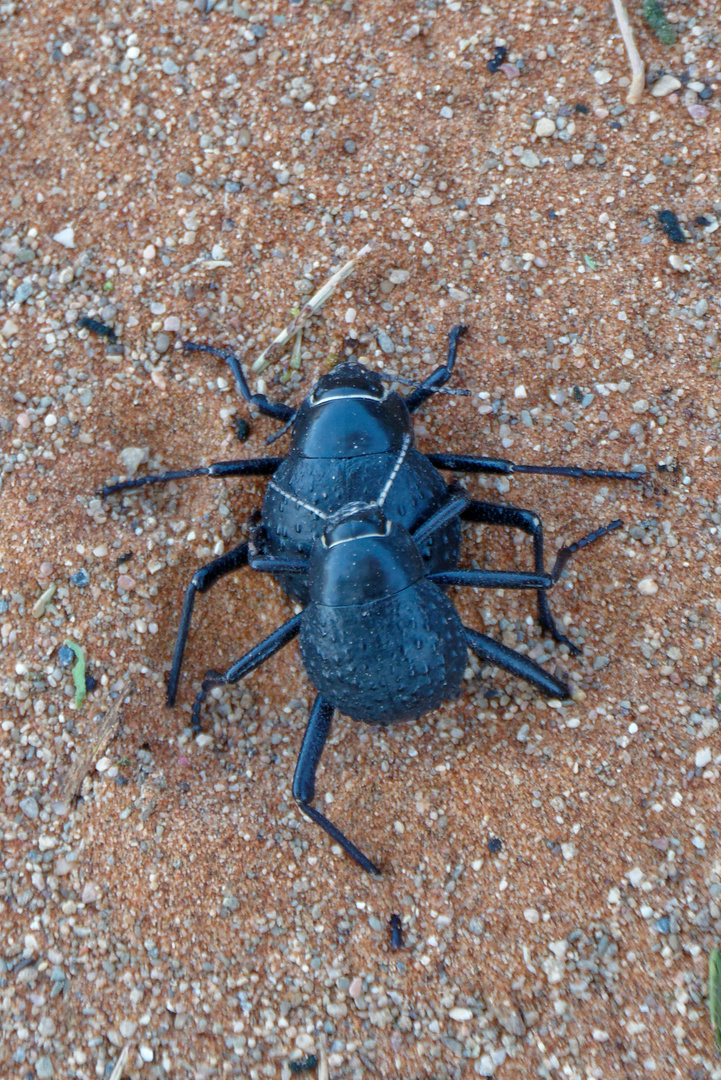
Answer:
657;210;686;244
85;674;98;692
699;86;713;100
574;103;589;114
116;550;134;566
289;1056;317;1075
235;417;250;442
654;915;670;934
488;837;503;854
70;569;90;587
58;645;75;668
487;46;507;73
390;913;403;951
695;215;711;227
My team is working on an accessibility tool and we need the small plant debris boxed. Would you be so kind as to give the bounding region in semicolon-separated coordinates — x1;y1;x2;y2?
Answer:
657;210;686;244
78;316;118;343
390;913;404;951
643;0;677;45
709;947;721;1049
584;254;598;270
289;1055;318;1074
63;639;86;709
116;550;134;566
488;46;508;73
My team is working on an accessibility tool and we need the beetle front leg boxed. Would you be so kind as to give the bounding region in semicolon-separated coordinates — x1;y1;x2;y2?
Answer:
293;696;381;876
191;613;302;733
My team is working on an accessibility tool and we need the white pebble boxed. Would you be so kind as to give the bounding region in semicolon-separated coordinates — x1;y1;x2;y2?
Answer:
423;241;434;254
96;757;112;773
143;244;156;262
513;384;527;399
626;867;644;887
651;74;682;98
449;1006;473;1021
637;577;658;596
523;908;540;924
594;69;613;85
344;308;357;324
695;747;712;769
53;226;75;249
139;1046;154;1063
535;117;555;138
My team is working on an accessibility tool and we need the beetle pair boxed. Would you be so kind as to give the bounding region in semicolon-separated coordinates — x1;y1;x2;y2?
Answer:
104;326;641;874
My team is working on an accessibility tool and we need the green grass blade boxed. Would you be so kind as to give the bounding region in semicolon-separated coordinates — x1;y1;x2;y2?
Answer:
63;639;86;710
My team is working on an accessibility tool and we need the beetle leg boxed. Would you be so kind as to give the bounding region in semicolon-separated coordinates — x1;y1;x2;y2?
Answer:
461;500;582;653
464;626;571;700
191;612;303;733
102;456;282;498
411;489;470;549
167;542;250;707
404;324;468;413
183;341;295;423
293;696;382;876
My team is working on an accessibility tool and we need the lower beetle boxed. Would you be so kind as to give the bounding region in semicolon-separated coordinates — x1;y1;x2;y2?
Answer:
103;326;641;873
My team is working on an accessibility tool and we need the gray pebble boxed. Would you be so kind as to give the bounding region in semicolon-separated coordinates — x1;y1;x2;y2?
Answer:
58;645;75;668
520;149;541;169
70;568;90;588
368;915;383;932
16;248;35;264
376;329;395;354
155;333;171;355
468;917;484;936
36;1058;54;1079
276;170;291;185
695;298;708;318
13;281;33;304
161;59;180;75
176;171;193;188
344;139;356;154
20;796;39;820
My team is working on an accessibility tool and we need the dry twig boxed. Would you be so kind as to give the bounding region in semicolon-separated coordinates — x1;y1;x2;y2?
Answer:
612;0;645;104
251;242;374;374
60;677;134;802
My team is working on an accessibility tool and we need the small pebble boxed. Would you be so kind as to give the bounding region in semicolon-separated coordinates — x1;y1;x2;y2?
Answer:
53;226;75;248
695;747;712;769
449;1006;473;1021
119;446;149;474
33;584;57;618
20;796;40;821
70;569;90;588
651;74;682;98
520;149;541;168
593;69;613;85
117;574;136;592
637;577;658;596
488;837;502;854
668;254;687;272
535;117;555;138
376;330;395;355
58;645;75;668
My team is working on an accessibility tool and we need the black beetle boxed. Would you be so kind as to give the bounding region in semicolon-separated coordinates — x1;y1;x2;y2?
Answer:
103;326;642;873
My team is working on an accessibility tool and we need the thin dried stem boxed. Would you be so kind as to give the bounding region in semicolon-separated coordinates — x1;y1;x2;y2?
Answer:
612;0;645;104
251;242;374;374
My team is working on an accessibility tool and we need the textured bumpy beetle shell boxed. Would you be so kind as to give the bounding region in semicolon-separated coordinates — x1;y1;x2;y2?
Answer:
300;579;467;725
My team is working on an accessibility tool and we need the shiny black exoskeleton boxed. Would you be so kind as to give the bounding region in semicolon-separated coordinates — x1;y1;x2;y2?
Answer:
103;326;642;874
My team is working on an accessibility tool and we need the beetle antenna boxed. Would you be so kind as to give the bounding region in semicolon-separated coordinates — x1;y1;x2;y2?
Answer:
375;370;470;397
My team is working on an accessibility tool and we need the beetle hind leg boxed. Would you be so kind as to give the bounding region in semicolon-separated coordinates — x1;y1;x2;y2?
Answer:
293;696;382;876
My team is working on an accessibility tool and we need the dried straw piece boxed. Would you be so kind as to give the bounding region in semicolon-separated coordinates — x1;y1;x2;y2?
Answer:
612;0;645;104
60;677;134;803
251;242;374;374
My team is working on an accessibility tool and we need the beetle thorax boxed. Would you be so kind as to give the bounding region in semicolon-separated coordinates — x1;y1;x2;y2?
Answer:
290;361;413;459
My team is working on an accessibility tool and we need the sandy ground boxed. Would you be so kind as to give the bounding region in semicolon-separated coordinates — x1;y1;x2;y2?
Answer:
1;0;720;1077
